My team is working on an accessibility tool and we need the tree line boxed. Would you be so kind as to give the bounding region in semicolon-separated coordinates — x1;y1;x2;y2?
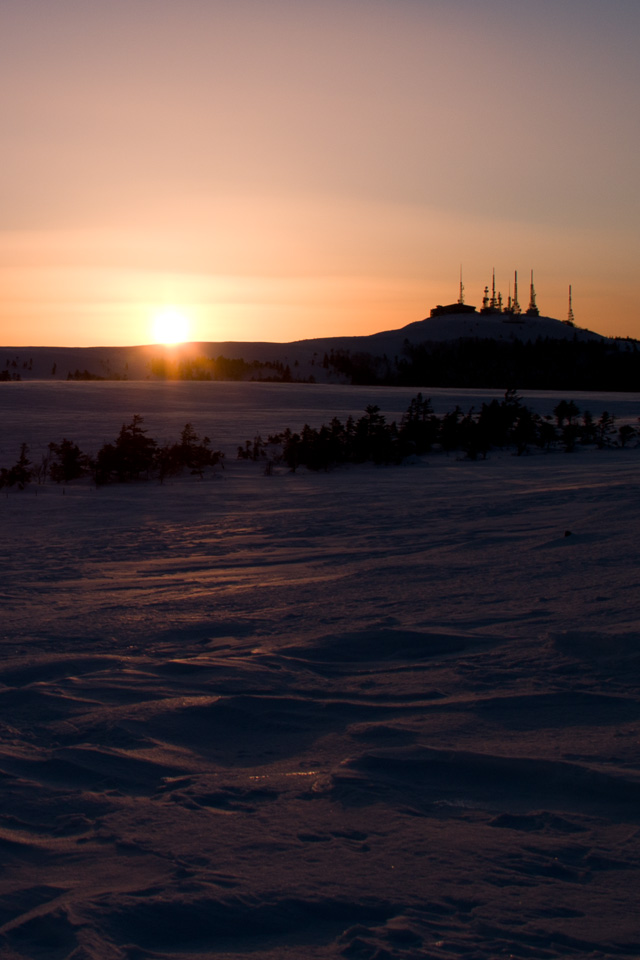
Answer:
321;336;640;390
148;355;307;382
0;393;635;491
0;417;224;490
264;391;633;470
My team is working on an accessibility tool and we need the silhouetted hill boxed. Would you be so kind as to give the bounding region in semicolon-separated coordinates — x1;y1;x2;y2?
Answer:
2;310;637;389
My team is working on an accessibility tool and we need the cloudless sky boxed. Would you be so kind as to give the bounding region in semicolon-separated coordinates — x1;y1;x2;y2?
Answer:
2;0;639;345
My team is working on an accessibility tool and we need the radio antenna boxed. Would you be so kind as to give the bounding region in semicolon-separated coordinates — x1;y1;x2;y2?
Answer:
526;270;539;316
567;285;575;325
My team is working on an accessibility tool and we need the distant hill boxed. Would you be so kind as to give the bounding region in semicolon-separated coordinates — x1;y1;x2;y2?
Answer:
370;309;605;347
2;309;636;390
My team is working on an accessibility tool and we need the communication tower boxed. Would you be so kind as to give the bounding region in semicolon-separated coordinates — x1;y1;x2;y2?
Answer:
512;271;521;315
566;285;575;326
526;270;539;316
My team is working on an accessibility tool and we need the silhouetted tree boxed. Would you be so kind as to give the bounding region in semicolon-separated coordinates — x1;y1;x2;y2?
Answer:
553;400;580;430
95;415;156;483
48;439;91;483
595;411;616;448
439;406;463;451
618;423;636;448
0;444;32;489
580;411;596;445
399;393;439;454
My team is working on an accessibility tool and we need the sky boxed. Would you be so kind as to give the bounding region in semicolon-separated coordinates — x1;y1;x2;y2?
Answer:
2;0;639;346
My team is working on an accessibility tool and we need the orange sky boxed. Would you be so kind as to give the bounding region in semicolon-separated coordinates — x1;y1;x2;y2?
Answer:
2;0;639;346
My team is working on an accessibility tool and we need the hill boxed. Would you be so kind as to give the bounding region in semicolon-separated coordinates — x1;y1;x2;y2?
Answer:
4;308;638;390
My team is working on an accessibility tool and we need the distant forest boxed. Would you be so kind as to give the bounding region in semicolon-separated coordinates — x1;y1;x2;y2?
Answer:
145;337;640;390
2;336;638;389
323;336;640;390
147;355;297;382
1;391;636;491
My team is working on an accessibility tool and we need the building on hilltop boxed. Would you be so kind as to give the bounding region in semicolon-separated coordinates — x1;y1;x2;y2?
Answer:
430;268;477;317
429;301;477;318
430;269;556;322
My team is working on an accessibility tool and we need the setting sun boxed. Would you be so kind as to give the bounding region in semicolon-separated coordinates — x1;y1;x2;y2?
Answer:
151;308;191;345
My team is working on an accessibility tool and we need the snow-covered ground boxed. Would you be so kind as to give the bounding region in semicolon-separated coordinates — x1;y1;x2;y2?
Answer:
1;381;639;462
1;383;640;959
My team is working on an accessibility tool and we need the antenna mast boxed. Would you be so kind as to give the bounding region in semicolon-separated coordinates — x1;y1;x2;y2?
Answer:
526;270;539;316
458;265;465;305
512;270;521;315
567;284;575;325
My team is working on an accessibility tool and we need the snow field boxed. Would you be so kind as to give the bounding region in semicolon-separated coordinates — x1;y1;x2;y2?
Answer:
1;383;640;959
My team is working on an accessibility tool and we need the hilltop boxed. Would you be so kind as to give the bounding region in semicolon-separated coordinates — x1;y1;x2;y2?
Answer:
0;306;617;386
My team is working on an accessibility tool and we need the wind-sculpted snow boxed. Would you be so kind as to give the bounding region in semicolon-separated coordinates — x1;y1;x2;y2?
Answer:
1;385;640;958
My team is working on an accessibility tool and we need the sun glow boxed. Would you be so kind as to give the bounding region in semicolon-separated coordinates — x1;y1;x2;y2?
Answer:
151;308;191;345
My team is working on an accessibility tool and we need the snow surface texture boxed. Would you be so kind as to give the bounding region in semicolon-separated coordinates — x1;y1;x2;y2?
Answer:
1;383;640;960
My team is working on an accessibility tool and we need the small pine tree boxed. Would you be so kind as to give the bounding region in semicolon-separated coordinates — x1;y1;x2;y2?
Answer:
48;439;90;483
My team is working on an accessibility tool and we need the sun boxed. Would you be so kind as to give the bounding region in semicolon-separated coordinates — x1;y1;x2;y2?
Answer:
151;308;191;345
